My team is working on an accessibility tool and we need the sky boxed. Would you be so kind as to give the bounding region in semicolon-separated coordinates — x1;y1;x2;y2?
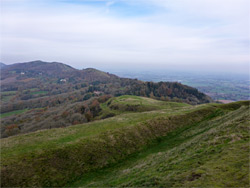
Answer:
0;0;249;74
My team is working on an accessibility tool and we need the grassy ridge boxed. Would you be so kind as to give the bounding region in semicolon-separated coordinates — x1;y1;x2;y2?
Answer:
70;105;249;187
0;97;249;187
70;106;250;187
97;95;189;119
1;101;191;160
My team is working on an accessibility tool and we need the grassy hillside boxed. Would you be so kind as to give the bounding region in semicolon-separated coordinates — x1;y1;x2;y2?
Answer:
1;97;191;160
71;101;250;187
97;95;189;119
1;96;249;187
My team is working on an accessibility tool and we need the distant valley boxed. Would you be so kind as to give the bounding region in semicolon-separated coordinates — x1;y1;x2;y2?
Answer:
111;70;249;102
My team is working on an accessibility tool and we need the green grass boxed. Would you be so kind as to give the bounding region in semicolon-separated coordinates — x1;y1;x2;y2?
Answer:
70;105;250;187
30;90;48;95
0;96;249;187
97;95;189;119
0;98;193;160
0;109;28;118
112;95;187;108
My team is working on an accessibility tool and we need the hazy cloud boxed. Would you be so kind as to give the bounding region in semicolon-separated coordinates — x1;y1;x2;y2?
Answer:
0;0;249;73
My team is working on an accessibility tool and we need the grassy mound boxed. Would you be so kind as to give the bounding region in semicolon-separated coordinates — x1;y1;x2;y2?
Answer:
1;98;249;187
97;95;189;119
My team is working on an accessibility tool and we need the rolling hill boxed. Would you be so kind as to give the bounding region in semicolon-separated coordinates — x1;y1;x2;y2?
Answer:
0;61;211;105
1;96;249;187
3;62;246;187
1;61;212;138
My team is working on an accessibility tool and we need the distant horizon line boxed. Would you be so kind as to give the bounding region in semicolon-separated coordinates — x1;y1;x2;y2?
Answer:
1;59;249;76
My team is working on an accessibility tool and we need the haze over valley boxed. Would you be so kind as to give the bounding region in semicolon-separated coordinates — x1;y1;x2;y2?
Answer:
110;68;250;102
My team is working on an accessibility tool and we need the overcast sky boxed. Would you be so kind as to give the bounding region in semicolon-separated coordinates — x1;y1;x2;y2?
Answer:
0;0;249;73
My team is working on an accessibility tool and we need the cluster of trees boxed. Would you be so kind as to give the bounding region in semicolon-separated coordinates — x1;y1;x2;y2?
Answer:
1;80;210;114
1;95;112;137
110;80;211;104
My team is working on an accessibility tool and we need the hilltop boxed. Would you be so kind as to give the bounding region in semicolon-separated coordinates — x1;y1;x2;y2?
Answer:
1;61;212;137
0;60;117;81
1;96;249;187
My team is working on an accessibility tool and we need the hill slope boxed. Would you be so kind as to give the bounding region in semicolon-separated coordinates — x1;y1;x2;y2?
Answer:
0;61;211;105
0;62;6;68
1;61;212;138
71;101;250;187
1;97;249;187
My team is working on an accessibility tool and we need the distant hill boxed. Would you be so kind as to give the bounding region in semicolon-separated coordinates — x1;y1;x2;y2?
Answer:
1;60;75;79
2;60;74;74
0;60;212;102
0;62;6;68
0;60;119;82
